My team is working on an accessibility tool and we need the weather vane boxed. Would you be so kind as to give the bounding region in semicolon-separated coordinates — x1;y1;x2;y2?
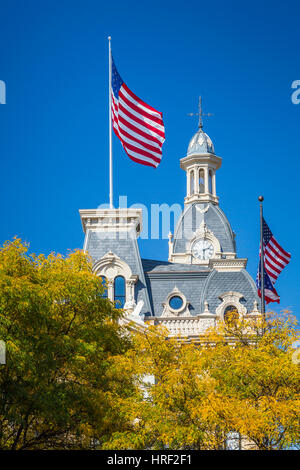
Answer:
187;96;213;130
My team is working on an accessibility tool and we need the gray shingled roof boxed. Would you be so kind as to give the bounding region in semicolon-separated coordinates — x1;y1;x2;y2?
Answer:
142;264;258;317
141;258;211;273
173;202;236;254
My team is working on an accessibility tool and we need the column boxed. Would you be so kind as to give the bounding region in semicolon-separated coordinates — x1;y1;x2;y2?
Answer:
195;168;200;193
108;280;114;302
187;169;191;196
212;170;216;196
126;280;132;302
204;167;209;194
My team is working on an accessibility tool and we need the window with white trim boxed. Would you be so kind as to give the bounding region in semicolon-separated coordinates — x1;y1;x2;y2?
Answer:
114;276;126;309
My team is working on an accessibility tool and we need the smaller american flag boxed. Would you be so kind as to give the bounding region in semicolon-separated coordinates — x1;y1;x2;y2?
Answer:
111;56;165;168
256;258;280;304
256;218;291;304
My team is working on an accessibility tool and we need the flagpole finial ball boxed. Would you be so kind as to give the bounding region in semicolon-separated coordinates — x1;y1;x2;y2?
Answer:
108;36;111;41
258;196;264;202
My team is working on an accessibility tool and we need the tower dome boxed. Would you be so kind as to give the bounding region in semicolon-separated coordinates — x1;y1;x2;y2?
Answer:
187;129;215;156
181;127;221;205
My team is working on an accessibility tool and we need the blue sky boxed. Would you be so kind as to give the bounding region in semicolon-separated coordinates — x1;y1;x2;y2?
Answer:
0;0;299;317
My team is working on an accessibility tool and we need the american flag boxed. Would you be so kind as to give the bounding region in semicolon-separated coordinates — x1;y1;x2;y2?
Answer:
257;258;280;304
111;56;165;168
256;218;291;304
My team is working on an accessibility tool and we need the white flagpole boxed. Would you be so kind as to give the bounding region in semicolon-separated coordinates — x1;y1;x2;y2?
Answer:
108;36;113;209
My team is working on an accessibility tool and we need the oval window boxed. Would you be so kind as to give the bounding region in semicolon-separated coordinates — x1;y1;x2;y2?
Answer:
169;295;183;310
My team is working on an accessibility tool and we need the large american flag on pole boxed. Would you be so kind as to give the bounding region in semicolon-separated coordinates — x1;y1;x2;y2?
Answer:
111;56;165;168
256;218;291;304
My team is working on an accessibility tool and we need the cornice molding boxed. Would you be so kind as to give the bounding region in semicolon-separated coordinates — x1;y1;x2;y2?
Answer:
209;258;247;271
180;153;222;171
79;208;143;236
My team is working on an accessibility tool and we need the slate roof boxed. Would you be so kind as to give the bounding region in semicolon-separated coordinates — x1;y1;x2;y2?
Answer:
201;269;258;315
141;257;258;317
83;208;257;319
142;258;211;315
187;129;215;155
141;259;210;273
173;202;236;254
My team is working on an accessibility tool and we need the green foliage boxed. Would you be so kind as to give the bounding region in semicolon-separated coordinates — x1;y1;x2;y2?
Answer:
1;239;299;450
0;239;132;449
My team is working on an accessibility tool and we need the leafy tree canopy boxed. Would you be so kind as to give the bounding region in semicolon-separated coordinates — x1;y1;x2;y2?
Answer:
105;312;300;450
0;239;133;449
1;239;299;450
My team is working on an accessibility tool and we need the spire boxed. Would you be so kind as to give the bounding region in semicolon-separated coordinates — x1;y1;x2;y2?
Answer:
187;96;213;130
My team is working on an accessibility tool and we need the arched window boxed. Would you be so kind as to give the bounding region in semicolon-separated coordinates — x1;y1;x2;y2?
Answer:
190;171;195;194
100;276;108;298
224;305;239;325
114;276;126;308
199;169;205;193
208;170;213;194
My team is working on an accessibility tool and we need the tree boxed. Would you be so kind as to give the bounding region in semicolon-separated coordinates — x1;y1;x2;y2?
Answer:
0;239;133;449
1;239;299;450
104;312;300;450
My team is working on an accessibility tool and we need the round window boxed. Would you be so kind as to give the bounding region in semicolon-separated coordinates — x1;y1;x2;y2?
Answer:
169;295;183;310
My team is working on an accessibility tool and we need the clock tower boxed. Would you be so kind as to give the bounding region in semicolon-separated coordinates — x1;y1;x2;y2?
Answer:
168;124;247;271
80;110;259;339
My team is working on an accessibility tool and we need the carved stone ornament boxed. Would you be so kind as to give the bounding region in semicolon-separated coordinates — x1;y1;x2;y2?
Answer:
93;251;133;279
161;286;191;317
251;300;261;315
195;203;209;214
203;300;214;315
124;294;137;313
215;291;247;320
154;317;216;337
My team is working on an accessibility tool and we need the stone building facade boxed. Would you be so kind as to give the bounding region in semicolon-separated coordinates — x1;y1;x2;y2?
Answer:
79;125;260;339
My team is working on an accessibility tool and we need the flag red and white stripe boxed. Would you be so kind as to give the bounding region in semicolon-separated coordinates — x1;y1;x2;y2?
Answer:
111;56;165;168
256;218;291;304
262;219;291;285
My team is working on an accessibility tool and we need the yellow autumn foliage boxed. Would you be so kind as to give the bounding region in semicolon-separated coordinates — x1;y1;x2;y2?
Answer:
104;313;300;450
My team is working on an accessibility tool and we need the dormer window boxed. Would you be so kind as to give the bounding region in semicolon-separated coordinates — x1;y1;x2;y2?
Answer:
93;252;138;311
216;292;247;321
224;305;239;325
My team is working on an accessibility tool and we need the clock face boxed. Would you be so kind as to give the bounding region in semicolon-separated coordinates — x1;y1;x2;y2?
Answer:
192;239;214;260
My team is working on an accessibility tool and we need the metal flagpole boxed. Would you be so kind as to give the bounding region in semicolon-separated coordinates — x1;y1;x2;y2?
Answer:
108;36;113;209
258;195;265;319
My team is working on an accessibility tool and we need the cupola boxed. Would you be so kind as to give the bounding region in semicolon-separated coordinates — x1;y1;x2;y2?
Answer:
181;97;222;205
